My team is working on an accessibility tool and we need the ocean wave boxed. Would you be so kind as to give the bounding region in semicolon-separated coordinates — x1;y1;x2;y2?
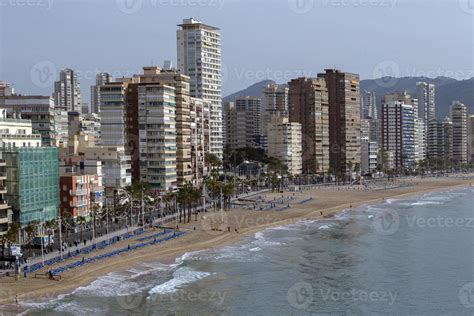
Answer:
148;267;213;296
411;201;443;206
253;231;283;246
54;301;105;315
249;247;262;252
318;225;332;230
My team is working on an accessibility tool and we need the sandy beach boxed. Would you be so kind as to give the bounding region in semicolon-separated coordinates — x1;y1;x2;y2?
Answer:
0;175;472;311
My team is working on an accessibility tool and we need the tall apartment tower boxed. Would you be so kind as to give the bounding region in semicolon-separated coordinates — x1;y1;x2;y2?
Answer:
138;84;178;191
317;69;361;173
361;90;377;119
54;68;82;113
90;72;111;114
450;101;468;165
224;97;262;150
267;116;302;175
177;18;223;158
134;66;193;186
288;77;329;174
263;84;289;135
381;92;416;169
190;97;211;185
416;82;436;123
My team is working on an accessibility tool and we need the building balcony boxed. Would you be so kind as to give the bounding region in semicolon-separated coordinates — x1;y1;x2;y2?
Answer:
0;201;10;210
70;200;87;207
70;189;88;196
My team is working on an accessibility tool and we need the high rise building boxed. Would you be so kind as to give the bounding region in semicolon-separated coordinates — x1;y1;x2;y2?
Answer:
100;81;130;148
267;116;302;175
416;82;436;124
54;68;82;113
0;95;61;146
414;118;426;163
263;84;289;135
138;84;177;192
361;90;377;119
288;77;329;174
3;147;59;227
90;72;111;114
177;18;223;158
360;140;378;174
224;97;263;150
190;97;211;185
468;115;474;163
450;101;468;165
381;92;416;168
317;69;361;173
134;66;193;186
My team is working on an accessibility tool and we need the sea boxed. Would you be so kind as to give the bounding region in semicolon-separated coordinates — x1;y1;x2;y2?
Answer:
16;186;474;315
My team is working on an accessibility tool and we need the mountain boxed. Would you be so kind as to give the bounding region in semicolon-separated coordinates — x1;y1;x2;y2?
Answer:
360;76;474;118
223;77;474;118
223;80;277;104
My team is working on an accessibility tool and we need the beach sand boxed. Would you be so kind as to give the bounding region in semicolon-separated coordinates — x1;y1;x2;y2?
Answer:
0;175;472;310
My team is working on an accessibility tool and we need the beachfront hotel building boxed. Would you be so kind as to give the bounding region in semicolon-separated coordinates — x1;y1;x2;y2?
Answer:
263;84;289;135
360;140;378;174
132;66;193;187
224;97;263;150
138;83;178;192
450;101;468;165
0;159;11;236
90;72;111;114
3;147;60;227
317;69;361;174
381;92;416;169
288;77;329;174
54;68;82;114
267;116;302;175
60;173;103;221
190;97;211;185
177;18;223;158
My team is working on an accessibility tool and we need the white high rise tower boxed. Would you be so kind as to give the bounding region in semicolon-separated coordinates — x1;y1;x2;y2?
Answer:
177;18;223;158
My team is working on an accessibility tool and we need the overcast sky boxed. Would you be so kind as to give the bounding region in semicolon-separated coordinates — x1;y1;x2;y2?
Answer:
0;0;472;102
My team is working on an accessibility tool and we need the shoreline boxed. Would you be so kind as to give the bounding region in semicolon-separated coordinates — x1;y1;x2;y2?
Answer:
1;176;472;311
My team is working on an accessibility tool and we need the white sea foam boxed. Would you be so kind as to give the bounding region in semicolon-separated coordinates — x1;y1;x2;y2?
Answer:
318;225;331;230
249;247;262;252
148;267;213;295
411;201;443;206
54;301;104;315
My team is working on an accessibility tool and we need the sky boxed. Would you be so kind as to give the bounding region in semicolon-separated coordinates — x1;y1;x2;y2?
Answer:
0;0;473;103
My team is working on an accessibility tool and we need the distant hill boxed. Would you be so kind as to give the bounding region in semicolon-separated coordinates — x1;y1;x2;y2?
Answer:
224;77;474;118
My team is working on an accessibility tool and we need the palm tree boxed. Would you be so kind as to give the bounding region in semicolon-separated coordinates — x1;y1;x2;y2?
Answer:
205;153;222;179
76;216;86;241
44;219;57;246
61;211;73;240
222;182;236;210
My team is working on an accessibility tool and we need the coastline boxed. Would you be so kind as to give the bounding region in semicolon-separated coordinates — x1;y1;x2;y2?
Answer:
1;175;472;311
